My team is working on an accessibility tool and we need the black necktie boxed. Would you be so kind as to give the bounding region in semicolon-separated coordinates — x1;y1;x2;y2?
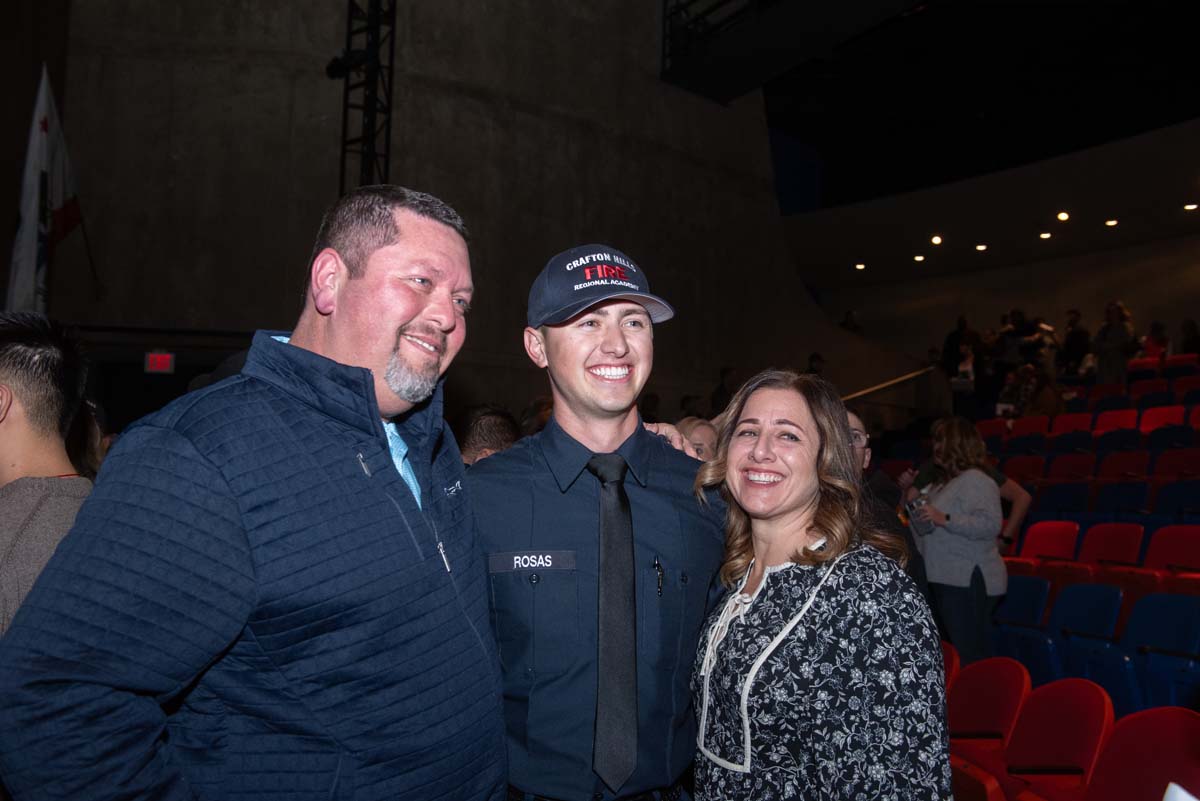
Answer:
586;453;638;793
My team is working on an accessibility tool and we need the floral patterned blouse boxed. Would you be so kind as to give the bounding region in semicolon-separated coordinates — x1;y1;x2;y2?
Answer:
691;544;952;801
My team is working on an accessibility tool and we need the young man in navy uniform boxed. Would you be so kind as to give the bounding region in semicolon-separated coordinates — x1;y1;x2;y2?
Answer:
468;245;725;801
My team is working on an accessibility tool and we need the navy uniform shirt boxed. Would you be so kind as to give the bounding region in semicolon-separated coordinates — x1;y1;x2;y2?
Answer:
467;416;725;800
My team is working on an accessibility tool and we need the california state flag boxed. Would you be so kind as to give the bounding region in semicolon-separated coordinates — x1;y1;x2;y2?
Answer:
6;64;81;313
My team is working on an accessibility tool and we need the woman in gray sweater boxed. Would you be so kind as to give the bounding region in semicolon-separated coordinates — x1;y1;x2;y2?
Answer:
908;417;1005;664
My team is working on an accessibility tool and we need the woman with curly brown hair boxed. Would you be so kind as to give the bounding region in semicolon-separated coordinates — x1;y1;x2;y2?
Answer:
909;416;1005;665
690;369;950;801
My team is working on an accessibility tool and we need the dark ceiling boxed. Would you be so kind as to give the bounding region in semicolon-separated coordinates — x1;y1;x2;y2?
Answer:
663;0;1200;208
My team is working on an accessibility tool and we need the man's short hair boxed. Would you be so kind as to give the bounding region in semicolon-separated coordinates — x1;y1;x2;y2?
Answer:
0;312;87;439
308;185;469;280
454;404;520;462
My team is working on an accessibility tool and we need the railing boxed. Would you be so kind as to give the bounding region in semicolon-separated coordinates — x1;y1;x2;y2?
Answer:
842;365;949;433
843;366;935;402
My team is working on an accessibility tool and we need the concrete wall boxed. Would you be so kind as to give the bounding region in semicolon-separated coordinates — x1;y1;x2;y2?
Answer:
820;232;1200;361
35;0;917;423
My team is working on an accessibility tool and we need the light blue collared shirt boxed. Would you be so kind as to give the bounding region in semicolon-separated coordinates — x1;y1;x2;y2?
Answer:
272;335;421;508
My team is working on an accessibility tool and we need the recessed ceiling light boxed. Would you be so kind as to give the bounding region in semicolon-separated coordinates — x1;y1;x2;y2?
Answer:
930;235;943;245
1186;204;1198;211
914;255;925;262
1057;211;1070;221
975;244;988;251
855;263;866;270
1105;219;1118;227
1039;232;1052;239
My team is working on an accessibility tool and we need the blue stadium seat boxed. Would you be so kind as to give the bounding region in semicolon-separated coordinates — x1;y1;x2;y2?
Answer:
1031;482;1092;520
1093;396;1133;414
1093;481;1150;518
1094;429;1142;452
1066;593;1200;717
1155;480;1200;519
1005;584;1124;686
1137;391;1176;411
994;576;1051;664
1147;425;1196;451
1004;433;1046;455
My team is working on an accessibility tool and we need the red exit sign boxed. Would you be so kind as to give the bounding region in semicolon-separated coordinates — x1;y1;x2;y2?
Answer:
144;351;176;374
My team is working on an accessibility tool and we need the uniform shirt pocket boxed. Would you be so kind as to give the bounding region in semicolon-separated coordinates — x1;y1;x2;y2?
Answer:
488;550;579;676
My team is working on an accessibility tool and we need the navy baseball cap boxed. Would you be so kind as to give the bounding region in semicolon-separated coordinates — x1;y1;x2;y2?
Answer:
526;244;675;328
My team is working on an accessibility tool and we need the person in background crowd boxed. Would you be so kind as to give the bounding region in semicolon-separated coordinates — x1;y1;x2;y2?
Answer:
455;403;521;465
1023;368;1065;418
940;315;978;379
677;415;719;462
520;395;554;436
470;244;725;801
847;409;931;607
805;351;826;376
692;369;949;800
1180;319;1200;356
906;417;1005;664
679;393;706;419
901;435;1030;554
0;185;507;801
709;366;736;418
1141;320;1171;359
638;391;662;423
1093;300;1137;384
0;313;93;636
1058;308;1091;375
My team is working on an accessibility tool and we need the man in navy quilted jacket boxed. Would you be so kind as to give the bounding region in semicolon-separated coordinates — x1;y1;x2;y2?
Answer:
0;186;506;801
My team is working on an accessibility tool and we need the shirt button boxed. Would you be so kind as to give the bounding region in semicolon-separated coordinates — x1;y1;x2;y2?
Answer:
529;573;540;585
681;572;689;584
593;794;604;801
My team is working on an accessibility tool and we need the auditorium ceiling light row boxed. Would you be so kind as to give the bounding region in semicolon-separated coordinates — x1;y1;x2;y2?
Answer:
850;203;1199;272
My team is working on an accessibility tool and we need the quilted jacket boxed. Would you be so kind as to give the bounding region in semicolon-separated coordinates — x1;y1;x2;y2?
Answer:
0;332;506;801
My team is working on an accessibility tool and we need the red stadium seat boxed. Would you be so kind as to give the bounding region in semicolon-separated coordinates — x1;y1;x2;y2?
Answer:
1078;706;1200;801
1095;450;1149;481
1087;384;1125;410
988;679;1113;800
1076;523;1143;566
1020;521;1080;560
1191;406;1200;431
1011;415;1051;438
1129;378;1169;401
1092;410;1137;437
1050;413;1093;436
1174;375;1200;403
1126;358;1161;378
1151;448;1200;480
948;657;1030;768
1045;453;1096;483
1164;353;1200;370
978;418;1010;439
877;458;914;481
1002;455;1046;485
1139;404;1185;434
1142;524;1200;572
952;754;1006;801
1167;572;1200;595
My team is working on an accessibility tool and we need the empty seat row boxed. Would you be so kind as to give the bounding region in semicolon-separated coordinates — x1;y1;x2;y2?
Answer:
1001;448;1200;483
979;407;1200;453
948;655;1200;801
1026;479;1200;521
994;582;1200;712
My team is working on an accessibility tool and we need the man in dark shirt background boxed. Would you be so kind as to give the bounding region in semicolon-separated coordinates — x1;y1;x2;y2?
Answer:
469;244;724;801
